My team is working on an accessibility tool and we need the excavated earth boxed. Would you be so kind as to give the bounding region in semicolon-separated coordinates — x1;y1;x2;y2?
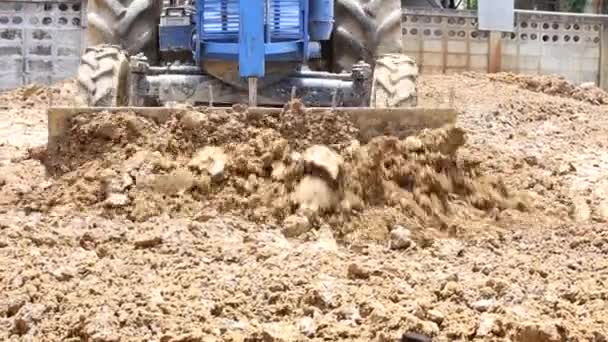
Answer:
1;74;608;341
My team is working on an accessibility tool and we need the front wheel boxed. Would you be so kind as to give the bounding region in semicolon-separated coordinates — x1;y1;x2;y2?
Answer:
76;45;130;107
370;53;418;108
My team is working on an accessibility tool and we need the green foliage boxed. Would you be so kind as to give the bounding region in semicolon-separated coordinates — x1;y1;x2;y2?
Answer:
567;0;586;12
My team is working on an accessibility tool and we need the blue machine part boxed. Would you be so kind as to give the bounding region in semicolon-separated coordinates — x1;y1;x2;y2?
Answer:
193;0;333;79
159;6;196;52
238;0;265;77
160;26;192;51
309;0;334;41
197;0;306;64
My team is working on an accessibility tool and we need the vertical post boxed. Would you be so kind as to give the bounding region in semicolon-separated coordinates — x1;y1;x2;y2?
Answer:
239;1;266;107
208;84;214;107
291;86;297;100
600;23;608;90
488;31;502;73
80;0;88;54
478;0;512;74
47;76;53;108
449;87;455;108
331;88;338;110
239;0;265;107
249;78;258;107
441;15;448;74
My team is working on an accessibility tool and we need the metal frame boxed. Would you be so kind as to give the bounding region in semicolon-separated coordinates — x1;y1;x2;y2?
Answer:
128;59;373;107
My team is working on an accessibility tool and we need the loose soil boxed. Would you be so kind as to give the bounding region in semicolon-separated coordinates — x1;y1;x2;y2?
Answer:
1;73;607;341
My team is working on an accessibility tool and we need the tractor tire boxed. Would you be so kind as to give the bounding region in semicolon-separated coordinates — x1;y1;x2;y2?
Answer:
77;45;130;107
333;0;404;73
371;53;418;108
85;0;161;62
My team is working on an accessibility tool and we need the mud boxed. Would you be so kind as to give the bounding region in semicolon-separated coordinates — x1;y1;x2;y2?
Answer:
1;73;608;341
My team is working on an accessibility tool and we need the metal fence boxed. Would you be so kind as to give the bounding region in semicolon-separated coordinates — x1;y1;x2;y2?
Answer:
0;0;85;90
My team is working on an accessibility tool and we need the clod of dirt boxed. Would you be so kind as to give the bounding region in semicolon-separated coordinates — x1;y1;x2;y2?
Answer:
570;196;591;223
302;145;343;181
249;322;298;341
80;306;121;342
292;176;339;214
0;295;28;317
404;136;424;152
337;304;362;324
282;215;311;238
188;146;227;179
270;161;286;181
402;332;433;342
347;263;371;280
426;309;444;325
390;225;415;250
180;111;207;130
21;84;42;101
104;193;130;208
133;235;163;249
50;266;75;281
596;200;608;222
514;322;565;342
555;162;576;176
476;313;501;337
471;298;496;312
13;303;46;335
297;317;316;337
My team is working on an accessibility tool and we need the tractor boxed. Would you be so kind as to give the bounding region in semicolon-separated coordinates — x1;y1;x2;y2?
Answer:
76;0;424;108
47;0;457;157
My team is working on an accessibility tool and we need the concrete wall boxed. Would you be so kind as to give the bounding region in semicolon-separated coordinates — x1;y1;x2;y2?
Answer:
402;8;608;86
0;0;85;90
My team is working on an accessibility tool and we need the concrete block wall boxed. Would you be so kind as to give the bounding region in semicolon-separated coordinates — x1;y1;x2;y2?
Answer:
501;11;602;84
0;0;85;91
403;9;490;75
402;8;607;86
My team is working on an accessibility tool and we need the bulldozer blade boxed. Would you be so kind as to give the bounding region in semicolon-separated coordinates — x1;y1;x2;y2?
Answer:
47;105;457;161
248;107;458;143
47;106;175;149
308;107;457;143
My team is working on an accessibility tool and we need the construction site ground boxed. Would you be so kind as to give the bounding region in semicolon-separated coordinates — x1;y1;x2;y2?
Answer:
1;73;607;341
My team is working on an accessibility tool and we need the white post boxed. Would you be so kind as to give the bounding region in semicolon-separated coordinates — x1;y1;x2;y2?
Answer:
208;85;214;107
331;88;338;110
248;77;258;107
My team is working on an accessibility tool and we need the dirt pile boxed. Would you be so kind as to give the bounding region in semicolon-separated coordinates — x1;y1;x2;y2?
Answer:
0;80;78;163
2;74;608;341
487;72;608;105
22;101;529;242
0;80;77;110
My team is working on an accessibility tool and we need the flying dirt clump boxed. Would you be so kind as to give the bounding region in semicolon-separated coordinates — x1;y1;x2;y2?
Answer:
340;126;530;240
22;101;530;242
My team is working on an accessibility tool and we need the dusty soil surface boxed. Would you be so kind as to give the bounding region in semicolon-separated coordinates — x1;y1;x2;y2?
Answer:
1;73;608;341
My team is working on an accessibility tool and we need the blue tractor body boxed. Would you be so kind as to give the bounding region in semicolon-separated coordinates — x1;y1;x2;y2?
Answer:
128;0;372;107
159;0;333;77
